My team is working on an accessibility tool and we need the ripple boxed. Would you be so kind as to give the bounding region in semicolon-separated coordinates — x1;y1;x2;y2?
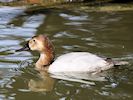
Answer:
0;40;20;46
65;22;85;26
22;14;45;28
0;14;45;38
0;6;25;24
60;13;88;21
53;31;78;38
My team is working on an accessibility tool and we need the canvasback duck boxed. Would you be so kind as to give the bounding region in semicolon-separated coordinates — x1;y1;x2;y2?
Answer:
16;35;128;74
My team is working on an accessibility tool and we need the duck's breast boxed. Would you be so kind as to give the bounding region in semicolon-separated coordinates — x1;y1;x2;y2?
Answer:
48;52;108;73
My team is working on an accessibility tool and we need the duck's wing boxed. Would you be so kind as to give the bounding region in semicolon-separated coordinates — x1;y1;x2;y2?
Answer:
49;52;108;73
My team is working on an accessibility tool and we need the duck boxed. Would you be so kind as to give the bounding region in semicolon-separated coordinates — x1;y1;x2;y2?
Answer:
16;34;128;74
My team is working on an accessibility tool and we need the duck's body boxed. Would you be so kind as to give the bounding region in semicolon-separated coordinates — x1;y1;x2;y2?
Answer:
48;52;111;73
16;35;128;74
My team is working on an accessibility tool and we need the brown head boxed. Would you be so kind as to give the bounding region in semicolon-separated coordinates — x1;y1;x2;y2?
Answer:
29;35;54;53
16;35;54;67
16;35;54;53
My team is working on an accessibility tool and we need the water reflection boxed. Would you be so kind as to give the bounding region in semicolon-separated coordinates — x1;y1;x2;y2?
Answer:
28;69;117;92
50;72;108;84
28;71;55;92
0;6;25;25
59;13;88;21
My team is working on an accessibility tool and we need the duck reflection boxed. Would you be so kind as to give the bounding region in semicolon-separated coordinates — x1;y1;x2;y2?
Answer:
28;71;55;92
49;71;108;85
28;69;110;92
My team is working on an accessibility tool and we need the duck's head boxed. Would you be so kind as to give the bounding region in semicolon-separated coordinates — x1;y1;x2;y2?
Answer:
16;35;54;53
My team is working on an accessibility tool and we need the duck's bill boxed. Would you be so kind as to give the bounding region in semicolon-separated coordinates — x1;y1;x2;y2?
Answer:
15;42;30;52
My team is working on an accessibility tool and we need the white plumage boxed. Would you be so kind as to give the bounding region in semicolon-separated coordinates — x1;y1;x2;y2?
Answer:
48;52;111;73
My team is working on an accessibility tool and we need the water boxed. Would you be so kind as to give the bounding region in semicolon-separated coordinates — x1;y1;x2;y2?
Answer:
0;6;133;100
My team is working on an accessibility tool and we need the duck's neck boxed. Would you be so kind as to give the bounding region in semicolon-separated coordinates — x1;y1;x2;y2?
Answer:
36;50;54;70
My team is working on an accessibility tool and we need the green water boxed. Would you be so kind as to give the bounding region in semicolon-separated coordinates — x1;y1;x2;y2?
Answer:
0;6;133;100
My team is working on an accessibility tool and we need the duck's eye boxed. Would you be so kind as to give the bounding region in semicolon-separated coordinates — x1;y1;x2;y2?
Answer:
33;39;36;42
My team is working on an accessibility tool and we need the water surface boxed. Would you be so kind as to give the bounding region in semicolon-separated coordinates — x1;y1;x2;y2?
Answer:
0;6;133;100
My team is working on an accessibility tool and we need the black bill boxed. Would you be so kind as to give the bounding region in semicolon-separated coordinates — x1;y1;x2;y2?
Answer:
15;41;30;52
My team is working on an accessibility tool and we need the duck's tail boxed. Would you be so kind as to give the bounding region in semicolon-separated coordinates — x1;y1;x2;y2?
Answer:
105;58;129;66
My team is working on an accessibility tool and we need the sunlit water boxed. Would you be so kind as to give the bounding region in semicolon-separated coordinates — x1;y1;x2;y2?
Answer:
0;6;133;100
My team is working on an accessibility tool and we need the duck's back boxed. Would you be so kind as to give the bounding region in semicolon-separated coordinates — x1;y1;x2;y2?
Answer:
48;52;111;73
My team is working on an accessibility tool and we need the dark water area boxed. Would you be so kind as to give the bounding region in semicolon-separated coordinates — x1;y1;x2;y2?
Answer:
0;6;133;100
